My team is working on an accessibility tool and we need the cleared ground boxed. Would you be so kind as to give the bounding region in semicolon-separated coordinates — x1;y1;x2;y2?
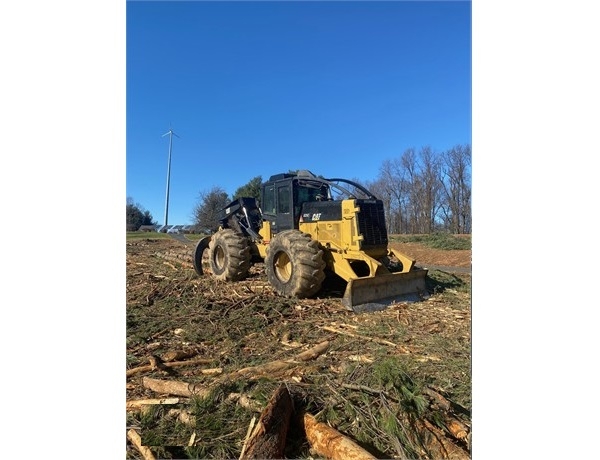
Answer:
126;236;471;459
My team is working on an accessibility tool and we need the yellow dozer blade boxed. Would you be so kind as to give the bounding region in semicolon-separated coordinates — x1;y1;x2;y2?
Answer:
342;268;429;313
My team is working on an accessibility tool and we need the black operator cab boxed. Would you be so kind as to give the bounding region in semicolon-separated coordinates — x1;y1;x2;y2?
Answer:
260;171;332;234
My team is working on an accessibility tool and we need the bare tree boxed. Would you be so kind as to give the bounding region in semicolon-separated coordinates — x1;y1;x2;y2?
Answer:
418;146;444;233
440;144;472;234
369;144;471;235
377;157;412;234
365;177;395;233
399;148;425;233
192;186;230;233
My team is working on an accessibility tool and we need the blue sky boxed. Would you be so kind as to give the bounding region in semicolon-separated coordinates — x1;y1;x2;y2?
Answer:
126;1;471;225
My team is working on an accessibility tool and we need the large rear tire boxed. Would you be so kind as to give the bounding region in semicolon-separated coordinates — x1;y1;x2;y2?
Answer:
208;229;251;281
265;230;325;298
192;236;212;276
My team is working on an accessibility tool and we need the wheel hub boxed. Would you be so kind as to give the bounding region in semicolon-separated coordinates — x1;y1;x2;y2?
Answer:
273;251;292;282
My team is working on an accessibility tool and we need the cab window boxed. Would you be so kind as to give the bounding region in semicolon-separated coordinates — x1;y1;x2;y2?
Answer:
277;186;290;213
263;185;275;214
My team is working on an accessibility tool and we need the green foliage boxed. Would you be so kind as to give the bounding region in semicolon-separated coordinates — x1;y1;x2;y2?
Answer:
312;357;434;459
370;357;428;418
138;405;187;448
187;384;255;458
232;175;262;200
126;231;170;240
126;196;156;231
391;233;471;250
426;270;470;294
192;186;230;232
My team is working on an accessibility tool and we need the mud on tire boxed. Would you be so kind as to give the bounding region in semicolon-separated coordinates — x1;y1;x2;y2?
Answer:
265;230;326;298
208;229;251;281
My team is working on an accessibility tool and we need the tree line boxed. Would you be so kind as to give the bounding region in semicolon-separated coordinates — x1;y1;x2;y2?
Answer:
363;144;471;234
126;197;156;231
192;144;471;234
126;144;470;233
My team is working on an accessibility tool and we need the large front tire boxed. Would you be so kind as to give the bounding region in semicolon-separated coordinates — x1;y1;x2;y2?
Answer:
208;229;251;281
265;230;326;298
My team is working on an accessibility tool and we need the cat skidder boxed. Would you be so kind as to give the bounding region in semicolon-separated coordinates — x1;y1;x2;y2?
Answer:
193;171;428;312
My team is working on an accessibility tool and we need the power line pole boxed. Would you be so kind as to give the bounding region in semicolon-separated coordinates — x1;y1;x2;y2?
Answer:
162;126;179;227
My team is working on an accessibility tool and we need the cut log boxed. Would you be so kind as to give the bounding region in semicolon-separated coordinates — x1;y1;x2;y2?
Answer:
200;367;223;375
445;417;469;440
142;341;330;398
295;340;331;361
239;384;293;460
126;356;215;378
302;413;377;460
148;354;171;374
142;377;210;397
218;340;330;383
161;349;198;362
422;387;451;411
227;393;263;413
417;419;470;460
239;416;257;460
127;428;156;460
421;388;470;442
167;408;196;426
322;326;410;352
126;397;180;412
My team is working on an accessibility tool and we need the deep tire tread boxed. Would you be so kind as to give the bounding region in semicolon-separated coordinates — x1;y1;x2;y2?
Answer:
208;229;251;281
265;230;326;298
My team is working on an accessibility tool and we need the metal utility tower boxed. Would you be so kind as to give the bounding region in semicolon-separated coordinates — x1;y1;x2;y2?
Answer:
162;126;179;227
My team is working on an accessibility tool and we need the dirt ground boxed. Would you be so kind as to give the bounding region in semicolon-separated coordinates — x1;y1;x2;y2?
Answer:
388;241;471;269
126;236;471;459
